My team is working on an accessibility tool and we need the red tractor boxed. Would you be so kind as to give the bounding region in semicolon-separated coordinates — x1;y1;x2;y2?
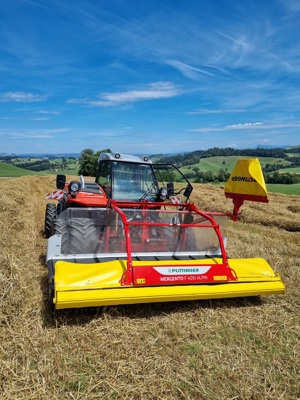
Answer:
45;152;284;310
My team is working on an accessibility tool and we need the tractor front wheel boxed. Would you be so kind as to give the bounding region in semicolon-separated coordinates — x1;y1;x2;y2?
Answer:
48;279;55;311
44;203;56;238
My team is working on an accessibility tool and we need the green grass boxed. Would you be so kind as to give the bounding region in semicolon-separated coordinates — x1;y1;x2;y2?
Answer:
0;161;45;177
279;167;300;173
203;181;300;195
267;183;300;195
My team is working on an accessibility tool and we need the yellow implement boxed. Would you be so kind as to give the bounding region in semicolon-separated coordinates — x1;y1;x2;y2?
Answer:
53;258;285;309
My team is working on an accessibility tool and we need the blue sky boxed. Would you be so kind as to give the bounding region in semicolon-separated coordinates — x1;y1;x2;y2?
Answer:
1;0;300;155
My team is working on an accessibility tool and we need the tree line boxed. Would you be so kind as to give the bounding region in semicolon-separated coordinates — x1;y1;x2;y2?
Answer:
8;157;77;172
157;146;300;170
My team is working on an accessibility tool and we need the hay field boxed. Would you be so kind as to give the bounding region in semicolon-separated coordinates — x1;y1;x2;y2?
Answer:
0;176;299;400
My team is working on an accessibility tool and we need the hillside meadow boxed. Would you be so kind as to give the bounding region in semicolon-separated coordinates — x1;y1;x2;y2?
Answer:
0;175;299;400
0;161;43;177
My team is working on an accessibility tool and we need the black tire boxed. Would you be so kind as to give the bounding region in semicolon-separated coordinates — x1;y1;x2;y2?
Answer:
61;218;98;254
163;226;196;252
185;228;196;251
53;217;66;235
56;201;65;216
161;226;176;252
44;203;57;238
48;279;55;311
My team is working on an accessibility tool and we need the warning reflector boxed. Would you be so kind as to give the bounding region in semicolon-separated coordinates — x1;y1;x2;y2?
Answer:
46;190;64;200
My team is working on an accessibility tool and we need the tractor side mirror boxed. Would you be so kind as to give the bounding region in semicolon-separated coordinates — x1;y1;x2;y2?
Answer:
56;174;66;189
167;182;174;196
183;183;193;199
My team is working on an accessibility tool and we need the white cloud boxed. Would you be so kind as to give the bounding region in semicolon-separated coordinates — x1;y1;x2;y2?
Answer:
68;82;181;107
0;92;46;102
186;109;245;115
166;60;213;80
35;110;61;115
190;121;300;133
227;122;262;129
0;128;71;139
30;117;51;121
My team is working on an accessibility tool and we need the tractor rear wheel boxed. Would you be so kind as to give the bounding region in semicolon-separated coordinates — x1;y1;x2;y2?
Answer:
163;226;196;252
52;217;66;235
44;203;57;238
61;218;98;254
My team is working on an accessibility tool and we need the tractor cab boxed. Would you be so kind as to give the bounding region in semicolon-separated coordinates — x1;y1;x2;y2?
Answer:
96;152;193;203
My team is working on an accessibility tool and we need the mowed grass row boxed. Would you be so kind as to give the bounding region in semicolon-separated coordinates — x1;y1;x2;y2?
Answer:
0;176;299;400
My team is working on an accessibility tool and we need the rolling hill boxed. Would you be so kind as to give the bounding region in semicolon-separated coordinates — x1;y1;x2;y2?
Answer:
0;161;44;177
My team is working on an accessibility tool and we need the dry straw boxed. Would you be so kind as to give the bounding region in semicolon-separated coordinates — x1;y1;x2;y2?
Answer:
0;177;299;399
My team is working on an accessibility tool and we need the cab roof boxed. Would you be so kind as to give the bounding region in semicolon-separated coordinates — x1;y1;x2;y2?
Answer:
98;152;152;164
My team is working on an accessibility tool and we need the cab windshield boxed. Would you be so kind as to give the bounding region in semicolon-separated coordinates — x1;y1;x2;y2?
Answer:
97;160;158;201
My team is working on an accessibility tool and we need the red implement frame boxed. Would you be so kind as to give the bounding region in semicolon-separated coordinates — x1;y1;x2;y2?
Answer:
109;200;238;287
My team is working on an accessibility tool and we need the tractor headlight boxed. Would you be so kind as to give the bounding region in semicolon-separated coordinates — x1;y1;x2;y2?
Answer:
159;187;168;201
69;181;81;197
